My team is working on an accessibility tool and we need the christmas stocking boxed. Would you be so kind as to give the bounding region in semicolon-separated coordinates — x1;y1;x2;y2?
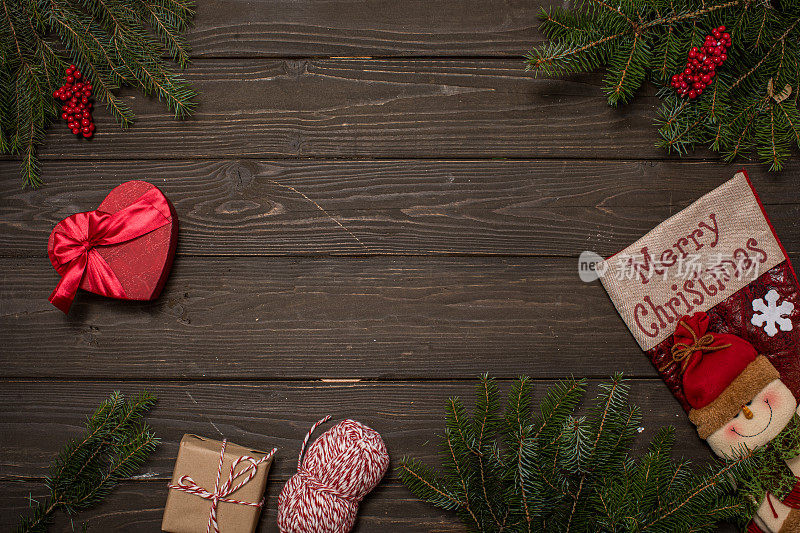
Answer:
598;171;800;531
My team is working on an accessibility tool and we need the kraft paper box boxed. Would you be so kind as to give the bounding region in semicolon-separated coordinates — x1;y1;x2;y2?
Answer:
162;435;274;533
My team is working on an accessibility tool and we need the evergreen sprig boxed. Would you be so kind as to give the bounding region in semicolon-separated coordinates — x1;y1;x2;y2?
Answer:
400;374;750;532
15;391;159;533
0;0;196;188
525;0;800;170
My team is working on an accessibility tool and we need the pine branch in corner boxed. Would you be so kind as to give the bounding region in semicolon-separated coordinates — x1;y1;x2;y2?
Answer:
400;374;751;532
526;0;800;171
0;0;197;187
15;391;159;533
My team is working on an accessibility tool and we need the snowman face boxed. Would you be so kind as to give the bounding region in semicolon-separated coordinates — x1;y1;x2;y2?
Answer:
706;379;797;457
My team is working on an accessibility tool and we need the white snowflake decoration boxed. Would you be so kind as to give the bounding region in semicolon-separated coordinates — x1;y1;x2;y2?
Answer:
751;289;794;337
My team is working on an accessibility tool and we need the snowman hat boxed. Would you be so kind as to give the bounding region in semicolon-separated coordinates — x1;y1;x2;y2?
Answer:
668;312;781;439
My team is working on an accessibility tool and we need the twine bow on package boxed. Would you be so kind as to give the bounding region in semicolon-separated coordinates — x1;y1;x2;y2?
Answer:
162;435;276;533
598;172;800;532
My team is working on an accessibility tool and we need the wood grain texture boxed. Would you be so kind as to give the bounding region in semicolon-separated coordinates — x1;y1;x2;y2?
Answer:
2;159;797;257
0;380;714;480
1;2;796;530
26;59;678;161
1;479;463;533
4;254;797;380
0;379;722;532
0;255;682;379
188;0;541;57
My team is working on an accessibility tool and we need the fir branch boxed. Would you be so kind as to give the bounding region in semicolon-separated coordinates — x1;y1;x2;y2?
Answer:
643;0;745;28
401;374;748;532
731;17;799;90
1;0;196;187
643;450;751;529
16;391;159;533
527;0;800;170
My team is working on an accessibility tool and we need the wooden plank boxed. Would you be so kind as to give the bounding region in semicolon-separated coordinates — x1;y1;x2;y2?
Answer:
0;478;737;532
1;479;461;532
1;160;797;257
0;379;729;531
5;255;797;380
28;59;680;161
0;255;675;379
189;0;542;58
0;380;713;480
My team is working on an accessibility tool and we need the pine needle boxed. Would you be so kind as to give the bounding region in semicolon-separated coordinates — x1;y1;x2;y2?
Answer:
526;0;800;171
15;391;159;533
0;0;196;187
400;374;750;532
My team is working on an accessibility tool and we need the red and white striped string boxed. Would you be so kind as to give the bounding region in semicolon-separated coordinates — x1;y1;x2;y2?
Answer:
168;438;277;533
277;416;389;533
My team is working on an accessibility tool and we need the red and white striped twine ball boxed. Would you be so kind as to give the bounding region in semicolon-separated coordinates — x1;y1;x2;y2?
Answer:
277;417;389;533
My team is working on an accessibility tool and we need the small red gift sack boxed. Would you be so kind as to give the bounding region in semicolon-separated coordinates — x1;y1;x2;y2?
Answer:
672;313;759;409
47;180;178;313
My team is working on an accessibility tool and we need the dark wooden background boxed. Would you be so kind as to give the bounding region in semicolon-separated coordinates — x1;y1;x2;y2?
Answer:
1;1;798;531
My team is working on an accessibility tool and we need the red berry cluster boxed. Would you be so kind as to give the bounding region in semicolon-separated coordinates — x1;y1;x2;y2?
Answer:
670;26;732;99
52;65;95;138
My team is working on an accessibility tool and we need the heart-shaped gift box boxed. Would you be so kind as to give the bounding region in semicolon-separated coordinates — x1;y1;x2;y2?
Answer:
47;180;178;313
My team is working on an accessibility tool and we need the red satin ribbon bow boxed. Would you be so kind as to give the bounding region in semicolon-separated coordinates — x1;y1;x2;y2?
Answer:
48;188;172;313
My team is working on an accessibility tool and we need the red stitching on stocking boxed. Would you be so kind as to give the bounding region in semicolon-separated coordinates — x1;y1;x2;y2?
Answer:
782;477;800;509
767;493;780;519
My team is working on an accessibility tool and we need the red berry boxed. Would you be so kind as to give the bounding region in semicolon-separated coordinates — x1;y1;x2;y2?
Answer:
83;110;91;118
689;50;697;58
684;68;692;75
73;71;81;79
85;84;92;91
81;118;90;126
81;97;88;104
72;129;81;135
89;123;95;132
696;88;703;95
719;25;726;32
69;64;76;70
65;76;74;84
61;112;69;120
83;131;92;138
688;90;697;99
720;54;727;62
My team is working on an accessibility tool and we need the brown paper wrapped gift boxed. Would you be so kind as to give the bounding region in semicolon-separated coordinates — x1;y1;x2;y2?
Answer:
162;434;276;533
